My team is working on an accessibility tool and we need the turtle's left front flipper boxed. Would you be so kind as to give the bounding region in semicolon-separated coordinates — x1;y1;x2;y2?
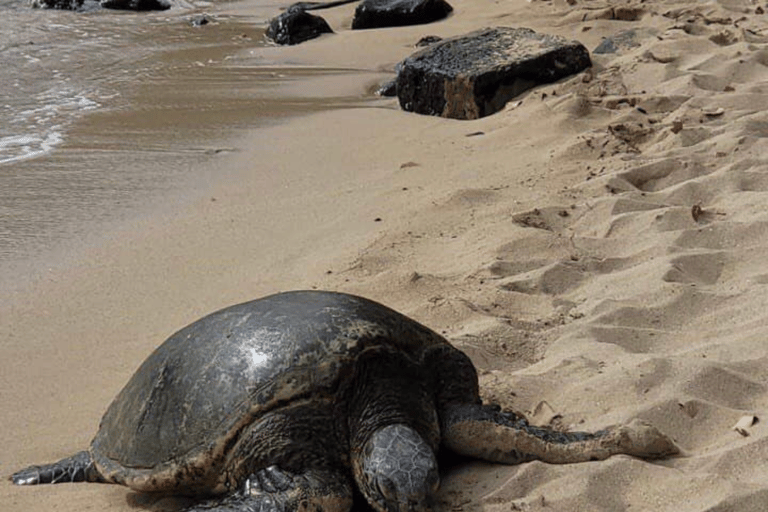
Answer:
11;450;104;485
184;467;354;512
441;403;680;465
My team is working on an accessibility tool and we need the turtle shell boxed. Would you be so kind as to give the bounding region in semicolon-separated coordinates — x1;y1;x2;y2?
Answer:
90;290;448;493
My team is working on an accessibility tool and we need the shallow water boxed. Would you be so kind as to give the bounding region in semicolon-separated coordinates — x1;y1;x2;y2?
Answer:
0;0;380;292
1;0;200;165
0;2;257;285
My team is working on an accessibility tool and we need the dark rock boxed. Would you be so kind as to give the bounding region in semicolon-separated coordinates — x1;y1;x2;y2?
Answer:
378;79;398;97
31;0;169;10
593;29;639;54
100;0;170;10
31;0;84;9
415;35;442;46
593;38;617;54
352;0;452;30
396;26;591;119
191;14;214;27
287;0;359;10
266;8;333;45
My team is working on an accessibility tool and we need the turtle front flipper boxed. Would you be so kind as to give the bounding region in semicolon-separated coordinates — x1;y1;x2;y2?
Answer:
185;467;354;512
441;403;680;465
11;450;103;485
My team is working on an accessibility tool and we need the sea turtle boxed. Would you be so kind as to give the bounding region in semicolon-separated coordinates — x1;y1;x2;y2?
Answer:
11;290;679;511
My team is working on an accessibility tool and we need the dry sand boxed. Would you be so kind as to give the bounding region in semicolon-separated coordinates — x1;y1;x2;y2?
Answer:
4;0;768;510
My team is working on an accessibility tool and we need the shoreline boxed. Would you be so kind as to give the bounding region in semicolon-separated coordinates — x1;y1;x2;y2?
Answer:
0;5;391;299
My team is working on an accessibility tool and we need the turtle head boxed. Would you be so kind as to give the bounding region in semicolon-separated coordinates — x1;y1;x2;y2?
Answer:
355;423;439;512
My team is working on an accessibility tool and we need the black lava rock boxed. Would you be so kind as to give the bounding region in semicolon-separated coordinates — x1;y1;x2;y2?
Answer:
266;8;333;45
396;27;591;119
100;0;171;10
352;0;452;30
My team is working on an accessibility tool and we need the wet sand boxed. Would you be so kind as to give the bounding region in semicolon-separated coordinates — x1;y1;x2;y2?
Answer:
5;0;768;511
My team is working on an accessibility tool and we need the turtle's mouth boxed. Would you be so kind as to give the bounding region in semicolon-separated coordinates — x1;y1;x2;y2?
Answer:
368;470;437;511
377;478;436;511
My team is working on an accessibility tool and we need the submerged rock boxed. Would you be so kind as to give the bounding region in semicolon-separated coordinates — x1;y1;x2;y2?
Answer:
266;7;334;45
31;0;169;9
288;0;359;10
100;0;171;10
352;0;452;30
30;0;84;9
190;14;214;27
396;26;591;119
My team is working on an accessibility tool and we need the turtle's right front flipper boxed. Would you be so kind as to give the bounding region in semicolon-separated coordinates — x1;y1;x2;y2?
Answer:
11;450;103;485
185;467;354;512
441;403;680;465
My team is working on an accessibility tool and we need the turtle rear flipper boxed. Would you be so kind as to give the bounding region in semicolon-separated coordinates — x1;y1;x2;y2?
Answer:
441;403;680;465
185;467;354;512
11;450;103;485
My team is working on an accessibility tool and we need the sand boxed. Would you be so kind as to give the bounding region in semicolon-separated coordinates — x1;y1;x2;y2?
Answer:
4;0;768;510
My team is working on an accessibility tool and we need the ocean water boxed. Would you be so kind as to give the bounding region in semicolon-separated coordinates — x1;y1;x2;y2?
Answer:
0;0;257;283
1;0;212;165
0;0;377;290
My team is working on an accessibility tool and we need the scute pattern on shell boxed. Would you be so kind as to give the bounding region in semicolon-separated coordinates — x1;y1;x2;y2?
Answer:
89;291;448;492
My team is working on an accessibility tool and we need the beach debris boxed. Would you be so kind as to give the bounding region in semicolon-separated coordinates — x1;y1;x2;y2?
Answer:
691;203;704;222
352;0;452;29
691;203;726;223
395;27;591;119
266;7;333;45
702;106;725;117
202;147;234;155
733;415;758;436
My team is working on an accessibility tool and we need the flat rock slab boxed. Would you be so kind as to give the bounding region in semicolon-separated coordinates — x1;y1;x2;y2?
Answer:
396;27;591;119
352;0;453;30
